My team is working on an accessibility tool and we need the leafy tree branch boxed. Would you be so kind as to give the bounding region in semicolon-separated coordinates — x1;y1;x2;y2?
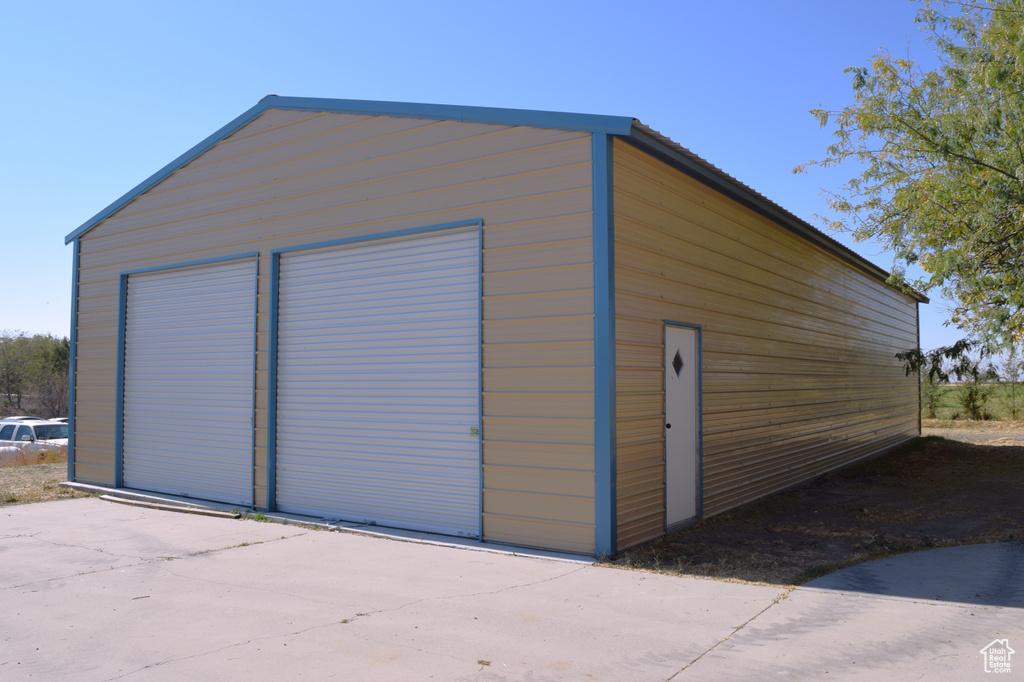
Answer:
798;0;1024;342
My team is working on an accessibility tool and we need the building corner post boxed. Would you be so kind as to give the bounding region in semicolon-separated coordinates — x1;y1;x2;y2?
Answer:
921;303;929;436
593;133;617;557
67;239;80;482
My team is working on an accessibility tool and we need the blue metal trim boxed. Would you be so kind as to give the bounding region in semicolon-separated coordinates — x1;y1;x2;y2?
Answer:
270;220;484;257
248;259;259;510
261;96;633;135
592;133;617;557
64;97;632;246
475;220;484;543
114;274;128;488
64;102;272;245
664;320;704;518
266;252;280;511
916;303;922;437
67;239;80;482
119;252;260;277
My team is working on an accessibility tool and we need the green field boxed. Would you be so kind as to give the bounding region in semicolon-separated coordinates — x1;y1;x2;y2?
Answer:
926;383;1023;420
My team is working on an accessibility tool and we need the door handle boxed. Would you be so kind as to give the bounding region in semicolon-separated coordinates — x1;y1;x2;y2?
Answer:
666;423;672;429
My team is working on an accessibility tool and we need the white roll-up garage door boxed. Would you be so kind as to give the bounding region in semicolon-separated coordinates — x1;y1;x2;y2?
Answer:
122;258;256;506
275;227;481;537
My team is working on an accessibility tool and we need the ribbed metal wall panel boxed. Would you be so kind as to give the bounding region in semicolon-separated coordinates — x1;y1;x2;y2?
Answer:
122;259;256;505
72;110;596;553
612;139;920;550
275;227;481;537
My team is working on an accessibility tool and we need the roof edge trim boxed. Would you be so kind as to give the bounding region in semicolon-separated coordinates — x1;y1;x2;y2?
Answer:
260;96;634;135
625;123;930;304
64;97;633;245
64;100;273;244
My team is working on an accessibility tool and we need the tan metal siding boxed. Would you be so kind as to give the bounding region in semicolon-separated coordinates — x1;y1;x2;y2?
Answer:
612;139;919;550
73;111;595;553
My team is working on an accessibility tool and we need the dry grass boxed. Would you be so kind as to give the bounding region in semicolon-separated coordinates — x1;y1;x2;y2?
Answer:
0;446;90;506
0;444;69;467
922;418;1024;445
609;433;1024;585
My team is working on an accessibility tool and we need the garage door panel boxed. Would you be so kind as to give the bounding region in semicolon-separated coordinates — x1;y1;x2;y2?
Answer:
293;234;475;271
277;381;478;395
290;266;478;289
280;425;479;443
125;400;253;421
280;324;478;343
277;348;478;363
283;297;478;322
135;428;252;451
283;450;476;472
279;401;479;417
122;332;256;349
123;360;254;374
276;227;481;537
122;258;256;506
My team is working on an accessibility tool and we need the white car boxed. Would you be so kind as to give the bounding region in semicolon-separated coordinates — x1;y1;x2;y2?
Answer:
0;419;69;455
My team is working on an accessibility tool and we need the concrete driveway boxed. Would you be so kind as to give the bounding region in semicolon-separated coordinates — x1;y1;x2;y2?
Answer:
1;497;1020;681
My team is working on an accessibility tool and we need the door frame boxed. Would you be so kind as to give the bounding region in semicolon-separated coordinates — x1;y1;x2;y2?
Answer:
267;219;484;534
663;320;704;532
115;253;259;503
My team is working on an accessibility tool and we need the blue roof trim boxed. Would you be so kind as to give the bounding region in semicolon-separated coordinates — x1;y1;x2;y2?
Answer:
64;96;633;245
261;96;633;135
64;100;271;244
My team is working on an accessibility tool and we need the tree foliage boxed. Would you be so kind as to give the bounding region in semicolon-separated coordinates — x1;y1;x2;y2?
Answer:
0;332;32;409
0;331;70;418
797;0;1024;341
897;338;999;419
896;337;990;381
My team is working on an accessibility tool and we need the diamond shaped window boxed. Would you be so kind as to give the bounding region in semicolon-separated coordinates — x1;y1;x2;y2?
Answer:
672;349;684;376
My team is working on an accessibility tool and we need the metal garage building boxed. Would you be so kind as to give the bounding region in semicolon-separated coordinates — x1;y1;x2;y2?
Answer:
65;96;925;556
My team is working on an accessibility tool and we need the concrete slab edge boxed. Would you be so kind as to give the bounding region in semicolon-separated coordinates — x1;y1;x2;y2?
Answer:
98;494;241;519
253;511;594;565
60;482;220;509
58;481;593;566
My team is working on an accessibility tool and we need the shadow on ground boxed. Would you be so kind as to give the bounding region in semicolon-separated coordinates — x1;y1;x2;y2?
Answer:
610;436;1024;586
802;541;1024;607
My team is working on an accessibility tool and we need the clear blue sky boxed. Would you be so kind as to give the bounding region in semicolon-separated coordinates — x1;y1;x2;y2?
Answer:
1;0;960;349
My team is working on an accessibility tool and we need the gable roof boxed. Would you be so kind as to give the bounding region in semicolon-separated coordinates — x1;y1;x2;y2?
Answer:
64;96;927;302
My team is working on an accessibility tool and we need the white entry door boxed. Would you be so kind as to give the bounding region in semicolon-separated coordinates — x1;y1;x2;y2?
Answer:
665;324;699;529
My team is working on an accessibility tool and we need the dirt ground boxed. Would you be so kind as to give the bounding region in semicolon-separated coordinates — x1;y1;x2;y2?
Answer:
612;421;1024;585
0;462;90;506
